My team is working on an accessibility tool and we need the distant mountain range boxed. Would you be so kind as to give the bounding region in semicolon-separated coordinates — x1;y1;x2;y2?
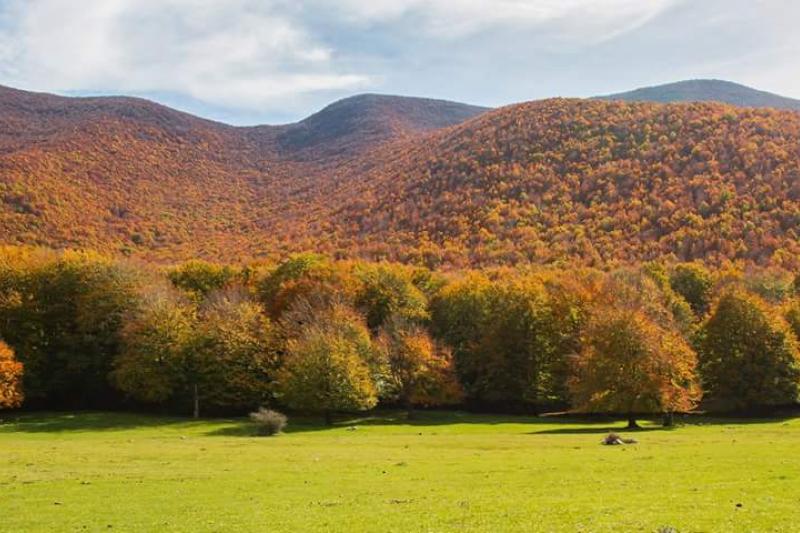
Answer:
596;79;800;111
2;80;800;268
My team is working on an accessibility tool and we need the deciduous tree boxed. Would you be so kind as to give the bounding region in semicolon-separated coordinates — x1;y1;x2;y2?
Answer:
378;317;461;417
699;290;800;410
569;309;701;428
0;340;23;409
276;301;379;424
670;263;713;316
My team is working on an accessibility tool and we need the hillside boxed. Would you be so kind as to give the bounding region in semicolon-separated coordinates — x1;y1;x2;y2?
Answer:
597;79;800;111
327;99;800;268
267;94;488;160
0;86;486;261
3;85;800;268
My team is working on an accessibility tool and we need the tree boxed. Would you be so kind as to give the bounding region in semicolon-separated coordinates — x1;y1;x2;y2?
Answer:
785;299;800;340
167;260;237;299
0;340;23;409
258;254;354;319
378;317;461;417
431;271;595;410
114;286;277;417
112;286;196;410
474;277;556;408
0;249;142;408
569;309;701;428
276;301;378;425
192;288;278;412
699;290;800;410
430;273;494;398
355;264;429;330
670;263;713;316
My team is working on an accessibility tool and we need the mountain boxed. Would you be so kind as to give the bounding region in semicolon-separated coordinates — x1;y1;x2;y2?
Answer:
323;98;800;268
0;85;487;261
269;94;488;160
596;79;800;111
3;84;800;269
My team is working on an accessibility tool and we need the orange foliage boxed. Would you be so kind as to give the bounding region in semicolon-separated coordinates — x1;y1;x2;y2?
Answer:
2;87;800;270
0;340;23;408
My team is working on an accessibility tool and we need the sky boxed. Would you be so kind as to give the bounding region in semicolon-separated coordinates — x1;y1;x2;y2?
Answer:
0;0;797;125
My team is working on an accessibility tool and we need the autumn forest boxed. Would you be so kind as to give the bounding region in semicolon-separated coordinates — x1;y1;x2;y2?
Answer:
2;81;800;422
2;85;800;270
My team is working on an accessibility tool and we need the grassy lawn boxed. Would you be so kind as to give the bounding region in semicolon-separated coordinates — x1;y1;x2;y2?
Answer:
1;411;799;532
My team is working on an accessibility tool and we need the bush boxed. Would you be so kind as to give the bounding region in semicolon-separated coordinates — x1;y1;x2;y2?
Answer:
249;408;287;436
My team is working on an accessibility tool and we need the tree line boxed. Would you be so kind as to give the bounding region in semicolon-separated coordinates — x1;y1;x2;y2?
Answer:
1;246;799;426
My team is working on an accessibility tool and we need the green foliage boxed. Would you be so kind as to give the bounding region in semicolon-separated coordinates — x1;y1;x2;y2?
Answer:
430;272;494;392
167;260;237;298
114;286;277;415
474;277;557;406
112;286;196;405
277;301;379;422
699;290;800;410
355;264;429;330
432;271;591;408
0;249;143;407
670;263;713;316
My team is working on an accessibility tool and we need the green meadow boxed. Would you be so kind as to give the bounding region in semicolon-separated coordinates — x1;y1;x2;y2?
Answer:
1;411;799;532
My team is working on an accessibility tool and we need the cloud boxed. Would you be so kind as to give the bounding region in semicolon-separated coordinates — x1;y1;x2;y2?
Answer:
322;0;680;42
0;0;795;124
0;0;371;111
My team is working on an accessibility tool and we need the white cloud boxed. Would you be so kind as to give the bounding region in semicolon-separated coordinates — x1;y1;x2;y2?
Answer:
324;0;681;41
0;0;371;110
1;0;794;122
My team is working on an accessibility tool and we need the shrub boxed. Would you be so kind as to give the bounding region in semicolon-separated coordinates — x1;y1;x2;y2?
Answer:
249;408;287;436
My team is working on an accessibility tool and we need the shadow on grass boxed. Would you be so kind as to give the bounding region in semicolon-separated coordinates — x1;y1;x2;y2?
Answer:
204;410;542;437
204;412;677;437
3;409;798;437
0;411;193;433
205;409;800;437
529;425;666;435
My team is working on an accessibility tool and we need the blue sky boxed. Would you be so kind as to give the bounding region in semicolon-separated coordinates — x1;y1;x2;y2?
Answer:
0;0;797;125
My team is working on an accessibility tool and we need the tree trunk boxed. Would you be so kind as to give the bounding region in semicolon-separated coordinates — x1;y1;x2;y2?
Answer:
193;384;200;419
324;409;333;426
626;415;639;429
662;412;674;427
405;396;415;420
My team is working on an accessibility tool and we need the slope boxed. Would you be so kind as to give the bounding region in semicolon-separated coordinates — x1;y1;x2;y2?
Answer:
596;79;800;111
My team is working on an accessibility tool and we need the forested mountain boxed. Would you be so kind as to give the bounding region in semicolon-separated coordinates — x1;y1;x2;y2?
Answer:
2;84;800;268
0;86;486;261
268;94;489;160
597;79;800;111
325;99;800;268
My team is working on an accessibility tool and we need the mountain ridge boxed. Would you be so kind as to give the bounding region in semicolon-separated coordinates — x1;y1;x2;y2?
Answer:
3;83;800;268
596;79;800;111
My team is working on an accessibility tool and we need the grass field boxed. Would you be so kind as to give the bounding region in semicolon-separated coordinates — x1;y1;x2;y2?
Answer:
1;411;799;532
